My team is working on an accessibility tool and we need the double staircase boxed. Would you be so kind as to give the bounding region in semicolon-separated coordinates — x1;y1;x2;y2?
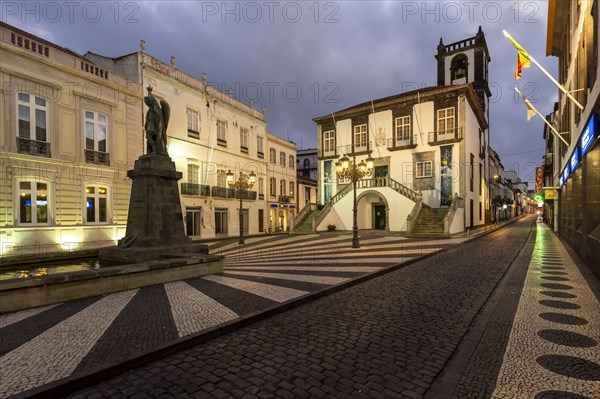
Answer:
409;206;450;236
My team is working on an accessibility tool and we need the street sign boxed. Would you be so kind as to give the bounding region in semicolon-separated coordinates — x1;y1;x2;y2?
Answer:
535;166;544;193
545;189;558;200
534;193;543;202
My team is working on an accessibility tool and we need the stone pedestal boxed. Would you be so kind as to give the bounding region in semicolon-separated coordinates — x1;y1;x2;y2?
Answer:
125;153;189;246
99;153;199;264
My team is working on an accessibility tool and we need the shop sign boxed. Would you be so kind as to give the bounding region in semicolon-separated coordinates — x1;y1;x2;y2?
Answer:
545;189;558;200
580;114;597;157
563;163;570;182
535;167;544;193
559;175;564;187
570;147;580;172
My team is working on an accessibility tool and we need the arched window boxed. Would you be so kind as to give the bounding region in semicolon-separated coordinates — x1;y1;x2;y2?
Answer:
303;158;310;169
451;54;468;81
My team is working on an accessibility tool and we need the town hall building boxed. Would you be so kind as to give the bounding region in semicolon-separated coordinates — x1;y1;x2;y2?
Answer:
309;28;491;235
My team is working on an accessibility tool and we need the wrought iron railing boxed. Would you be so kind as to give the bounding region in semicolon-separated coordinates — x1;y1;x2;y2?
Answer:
428;127;464;144
85;149;110;165
17;137;50;157
181;183;210;196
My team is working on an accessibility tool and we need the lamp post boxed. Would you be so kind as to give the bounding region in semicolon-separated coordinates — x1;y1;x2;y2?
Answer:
335;154;374;248
226;170;257;245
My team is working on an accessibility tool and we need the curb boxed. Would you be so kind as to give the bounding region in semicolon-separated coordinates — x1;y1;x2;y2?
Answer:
12;220;518;399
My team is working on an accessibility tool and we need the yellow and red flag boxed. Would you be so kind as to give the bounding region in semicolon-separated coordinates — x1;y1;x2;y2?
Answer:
507;35;530;80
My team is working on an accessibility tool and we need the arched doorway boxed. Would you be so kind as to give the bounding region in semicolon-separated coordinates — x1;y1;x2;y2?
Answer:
356;190;389;231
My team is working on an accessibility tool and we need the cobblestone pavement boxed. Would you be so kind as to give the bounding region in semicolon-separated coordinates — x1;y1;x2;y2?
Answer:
489;222;600;399
61;217;553;399
0;232;461;398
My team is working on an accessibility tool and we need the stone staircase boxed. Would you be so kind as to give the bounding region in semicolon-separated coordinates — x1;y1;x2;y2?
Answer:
291;210;320;234
409;206;450;237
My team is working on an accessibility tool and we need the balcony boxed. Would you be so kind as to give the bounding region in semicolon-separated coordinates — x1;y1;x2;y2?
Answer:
17;137;50;157
427;127;463;145
181;183;210;196
479;145;485;159
318;148;337;159
278;195;291;203
211;186;257;200
85;149;110;165
387;135;417;151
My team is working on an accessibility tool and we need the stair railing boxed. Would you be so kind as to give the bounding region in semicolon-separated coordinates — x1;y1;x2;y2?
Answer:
291;202;319;232
388;178;421;202
443;194;464;234
406;195;423;233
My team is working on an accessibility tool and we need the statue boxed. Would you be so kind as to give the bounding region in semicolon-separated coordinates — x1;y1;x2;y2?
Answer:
144;86;170;155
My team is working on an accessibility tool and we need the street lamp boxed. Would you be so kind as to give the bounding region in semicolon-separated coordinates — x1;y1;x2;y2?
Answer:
226;170;257;244
335;154;374;248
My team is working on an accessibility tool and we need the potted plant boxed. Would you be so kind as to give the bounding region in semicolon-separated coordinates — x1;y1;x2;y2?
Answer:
327;224;336;231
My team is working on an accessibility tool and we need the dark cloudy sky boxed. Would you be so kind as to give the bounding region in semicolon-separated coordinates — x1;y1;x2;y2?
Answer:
4;0;556;185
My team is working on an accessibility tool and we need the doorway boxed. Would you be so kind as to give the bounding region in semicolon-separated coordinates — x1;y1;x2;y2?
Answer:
373;204;386;230
374;165;388;186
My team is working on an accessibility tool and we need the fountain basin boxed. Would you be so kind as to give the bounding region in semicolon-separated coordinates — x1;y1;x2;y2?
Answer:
0;253;222;313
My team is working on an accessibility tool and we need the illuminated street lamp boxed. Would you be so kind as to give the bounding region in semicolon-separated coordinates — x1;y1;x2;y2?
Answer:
226;170;257;244
335;154;374;248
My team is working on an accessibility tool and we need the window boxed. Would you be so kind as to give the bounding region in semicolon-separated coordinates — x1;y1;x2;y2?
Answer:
280;151;286;165
85;111;109;165
289;155;294;169
270;177;276;196
323;130;335;155
217;169;227;188
18;181;49;225
270;148;276;164
17;93;49;156
479;163;483;195
186;207;202;237
415;161;433;178
217;120;227;146
470;153;474;192
240;128;249;153
354;124;368;151
437;108;455;134
257;136;264;158
289;181;295;198
188;164;199;184
85;186;108;224
451;55;468;81
280;179;286;196
215;208;228;235
258;177;264;197
241;209;249;234
17;93;47;142
395;116;411;144
187;108;199;138
303;158;310;169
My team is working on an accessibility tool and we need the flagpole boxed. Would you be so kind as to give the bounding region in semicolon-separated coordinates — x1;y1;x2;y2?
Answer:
528;55;584;110
515;88;570;146
503;30;584;111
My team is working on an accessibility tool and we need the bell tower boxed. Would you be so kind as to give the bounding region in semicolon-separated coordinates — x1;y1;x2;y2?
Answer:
435;26;491;119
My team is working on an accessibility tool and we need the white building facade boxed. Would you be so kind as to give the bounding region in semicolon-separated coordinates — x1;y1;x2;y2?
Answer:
86;48;269;239
312;29;491;234
0;22;142;255
266;133;297;232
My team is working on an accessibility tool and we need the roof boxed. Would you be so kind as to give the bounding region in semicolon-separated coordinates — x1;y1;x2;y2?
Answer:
313;83;488;130
0;21;88;62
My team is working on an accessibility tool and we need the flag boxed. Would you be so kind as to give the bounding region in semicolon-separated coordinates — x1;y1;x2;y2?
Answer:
515;88;537;121
507;35;530;79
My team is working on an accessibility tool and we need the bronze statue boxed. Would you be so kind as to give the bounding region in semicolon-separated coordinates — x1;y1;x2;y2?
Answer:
144;86;170;155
